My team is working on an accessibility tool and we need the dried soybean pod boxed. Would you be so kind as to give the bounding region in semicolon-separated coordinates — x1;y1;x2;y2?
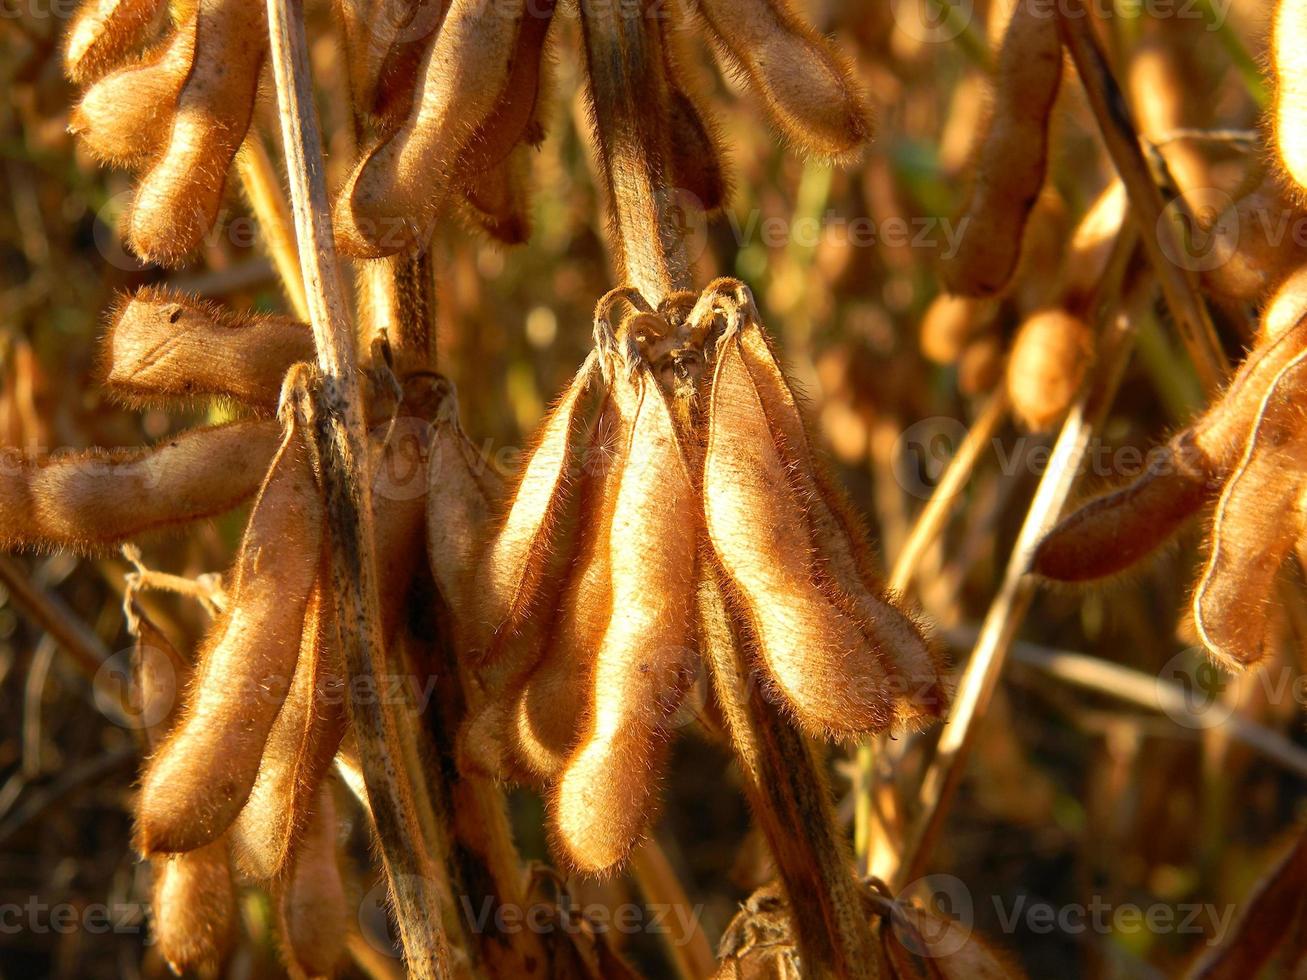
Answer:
553;369;698;872
136;407;324;854
942;0;1063;297
1194;353;1307;668
736;322;945;725
459;144;534;246
513;395;626;780
230;590;345;881
1201;181;1307;304
336;0;432;116
335;0;546;257
126;0;267;265
425;407;504;643
1059;180;1127;312
0;419;281;552
689;0;870;159
1033;435;1216;582
1261;265;1307;342
1273;0;1307;193
476;354;597;646
1005;309;1094;433
279;787;347;979
103;289;313;411
129;604;188;747
704;332;895;738
920;293;995;365
959;334;1004;396
152;840;237;977
660;15;729;212
68;15;197;168
1191;313;1307;469
65;0;168;84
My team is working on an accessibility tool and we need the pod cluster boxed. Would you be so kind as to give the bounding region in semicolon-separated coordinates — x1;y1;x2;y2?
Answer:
1035;272;1307;670
439;278;948;874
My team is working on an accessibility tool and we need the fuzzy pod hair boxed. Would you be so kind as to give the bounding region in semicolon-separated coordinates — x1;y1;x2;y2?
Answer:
704;329;898;739
735;321;947;726
512;393;626;781
0;419;281;553
102;288;313;412
1193;351;1307;668
1273;0;1307;194
65;0;169;84
229;589;344;881
334;0;554;257
1005;309;1094;433
151;840;237;977
1033;434;1216;582
473;354;597;649
68;12;197;169
552;365;699;873
687;0;871;160
941;0;1063;297
919;293;995;366
278;786;347;979
125;0;267;266
136;407;324;854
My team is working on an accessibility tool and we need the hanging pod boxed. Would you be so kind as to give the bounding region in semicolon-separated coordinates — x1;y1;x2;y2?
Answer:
136;394;324;854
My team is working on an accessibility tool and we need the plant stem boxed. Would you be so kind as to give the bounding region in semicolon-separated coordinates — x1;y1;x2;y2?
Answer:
855;387;1010;876
1057;0;1229;393
629;839;716;980
364;252;436;374
578;0;689;305
236;134;311;321
698;564;877;979
896;236;1142;888
263;2;451;977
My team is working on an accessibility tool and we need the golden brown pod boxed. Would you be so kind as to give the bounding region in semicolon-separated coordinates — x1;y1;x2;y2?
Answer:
1200;180;1307;304
660;13;730;212
1033;436;1216;582
512;396;625;780
279;787;347;979
942;0;1063;297
1261;264;1307;342
336;0;435;116
65;0;168;84
689;0;871;160
0;419;281;553
136;406;324;854
68;14;196;168
459;143;535;246
230;589;344;881
125;0;267;265
552;367;698;872
1005;309;1094;433
704;330;897;739
1193;351;1307;668
1273;0;1307;193
334;0;552;256
152;841;237;978
919;293;995;366
102;289;312;411
735;321;946;724
475;355;597;646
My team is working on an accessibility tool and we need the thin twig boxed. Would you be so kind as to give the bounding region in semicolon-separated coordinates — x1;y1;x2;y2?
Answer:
948;629;1307;779
263;2;451;977
895;235;1142;888
855;388;1010;874
236;133;311;321
629;838;715;980
1057;0;1229;393
0;556;110;684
